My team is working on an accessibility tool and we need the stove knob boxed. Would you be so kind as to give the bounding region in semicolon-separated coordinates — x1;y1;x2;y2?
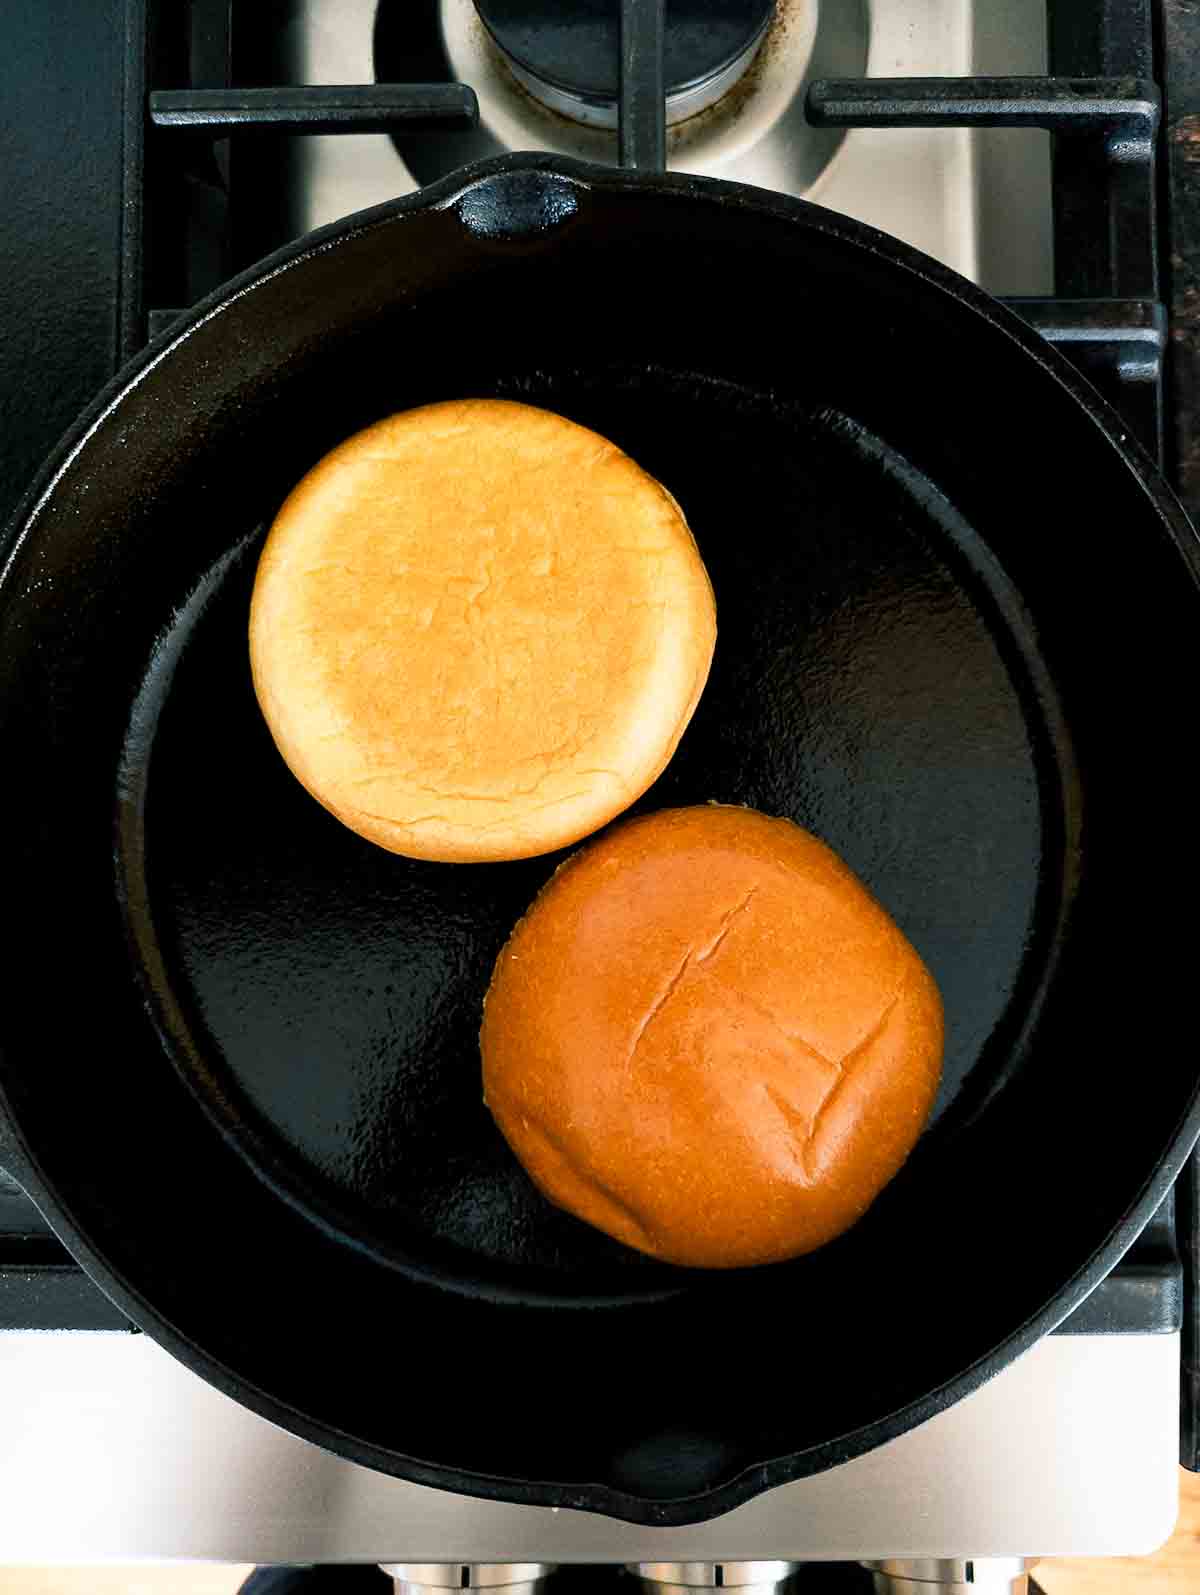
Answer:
865;1560;1029;1595
632;1563;798;1595
383;1565;556;1595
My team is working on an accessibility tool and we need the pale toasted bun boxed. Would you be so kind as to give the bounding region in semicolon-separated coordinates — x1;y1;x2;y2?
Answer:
249;400;716;863
481;804;944;1268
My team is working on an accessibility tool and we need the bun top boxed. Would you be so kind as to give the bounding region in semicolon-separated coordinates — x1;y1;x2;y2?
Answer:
249;400;716;862
481;804;944;1268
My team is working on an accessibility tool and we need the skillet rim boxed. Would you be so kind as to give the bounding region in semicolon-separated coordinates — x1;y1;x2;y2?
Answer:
2;151;1199;1526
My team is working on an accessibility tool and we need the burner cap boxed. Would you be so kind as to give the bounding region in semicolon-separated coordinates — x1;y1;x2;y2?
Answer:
475;0;775;118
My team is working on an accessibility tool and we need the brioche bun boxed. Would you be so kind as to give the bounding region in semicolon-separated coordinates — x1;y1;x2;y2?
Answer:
249;400;715;862
481;804;943;1268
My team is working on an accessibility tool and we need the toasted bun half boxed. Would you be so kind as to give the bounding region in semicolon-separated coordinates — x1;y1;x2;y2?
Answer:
481;804;944;1268
249;400;716;862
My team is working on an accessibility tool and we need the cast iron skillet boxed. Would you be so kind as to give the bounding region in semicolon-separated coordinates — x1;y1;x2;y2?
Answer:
2;155;1200;1526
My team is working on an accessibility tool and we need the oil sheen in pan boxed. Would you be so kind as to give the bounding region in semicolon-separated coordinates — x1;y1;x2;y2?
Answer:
115;369;1076;1304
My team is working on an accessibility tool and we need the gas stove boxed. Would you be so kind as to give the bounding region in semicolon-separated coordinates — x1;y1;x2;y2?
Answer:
2;0;1199;1578
245;0;1051;292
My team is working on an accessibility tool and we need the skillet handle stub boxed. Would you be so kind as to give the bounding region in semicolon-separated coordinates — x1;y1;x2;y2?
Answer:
454;170;583;245
620;0;667;171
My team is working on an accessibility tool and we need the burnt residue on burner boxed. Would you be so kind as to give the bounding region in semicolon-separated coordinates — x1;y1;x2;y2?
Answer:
667;0;806;147
375;0;862;194
477;21;617;149
472;0;776;107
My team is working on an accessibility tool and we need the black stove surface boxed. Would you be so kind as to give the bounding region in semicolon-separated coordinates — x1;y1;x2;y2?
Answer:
1;0;1198;1433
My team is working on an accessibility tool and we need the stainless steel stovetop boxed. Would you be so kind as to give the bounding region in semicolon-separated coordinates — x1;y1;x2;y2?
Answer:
0;1330;1178;1561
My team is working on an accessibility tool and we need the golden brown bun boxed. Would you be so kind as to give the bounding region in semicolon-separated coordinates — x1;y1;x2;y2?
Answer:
481;805;943;1268
249;400;716;863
